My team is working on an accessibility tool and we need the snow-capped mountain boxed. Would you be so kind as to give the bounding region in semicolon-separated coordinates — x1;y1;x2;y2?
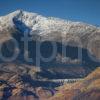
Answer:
0;10;100;57
0;11;100;99
0;10;96;33
0;10;99;35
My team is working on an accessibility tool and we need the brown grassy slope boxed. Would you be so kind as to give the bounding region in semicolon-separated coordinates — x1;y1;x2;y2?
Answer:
49;67;100;100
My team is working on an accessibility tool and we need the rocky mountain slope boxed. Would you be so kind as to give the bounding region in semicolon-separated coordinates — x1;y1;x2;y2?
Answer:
0;10;100;77
0;10;100;99
0;10;100;49
0;63;58;100
0;64;100;100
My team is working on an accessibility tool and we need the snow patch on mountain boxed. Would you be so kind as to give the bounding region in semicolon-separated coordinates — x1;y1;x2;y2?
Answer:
0;10;97;36
0;10;100;51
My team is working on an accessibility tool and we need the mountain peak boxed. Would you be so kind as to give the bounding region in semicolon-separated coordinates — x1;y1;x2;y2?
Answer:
11;9;23;15
6;10;38;19
0;10;98;38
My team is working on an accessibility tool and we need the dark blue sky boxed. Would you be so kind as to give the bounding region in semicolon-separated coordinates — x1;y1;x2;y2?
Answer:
0;0;100;26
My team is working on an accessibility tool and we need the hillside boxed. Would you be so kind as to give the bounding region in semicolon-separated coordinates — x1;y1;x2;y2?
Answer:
0;10;100;99
0;10;100;79
49;67;100;100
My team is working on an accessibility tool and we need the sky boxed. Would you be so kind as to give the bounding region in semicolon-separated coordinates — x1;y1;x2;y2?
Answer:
0;0;100;26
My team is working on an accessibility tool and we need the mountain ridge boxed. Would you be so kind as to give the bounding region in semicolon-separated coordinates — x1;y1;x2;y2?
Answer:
0;10;98;35
0;10;100;99
0;10;100;60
